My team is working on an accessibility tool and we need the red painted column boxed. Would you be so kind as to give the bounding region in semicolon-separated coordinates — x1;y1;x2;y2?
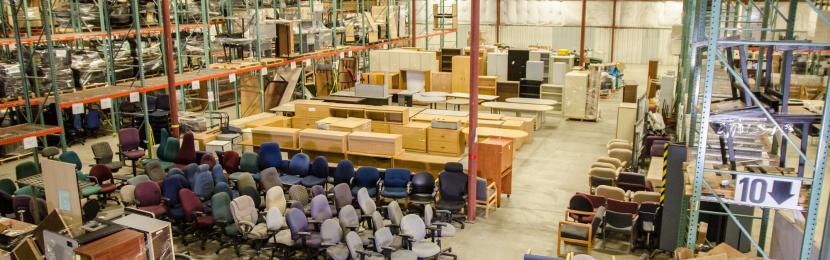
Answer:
579;0;587;66
161;0;180;136
467;0;480;221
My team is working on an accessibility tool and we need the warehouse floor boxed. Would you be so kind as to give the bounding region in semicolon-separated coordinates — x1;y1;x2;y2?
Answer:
8;63;828;259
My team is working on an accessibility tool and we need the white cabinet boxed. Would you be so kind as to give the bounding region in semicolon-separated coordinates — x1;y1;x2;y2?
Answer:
487;52;508;80
616;103;637;143
563;70;599;120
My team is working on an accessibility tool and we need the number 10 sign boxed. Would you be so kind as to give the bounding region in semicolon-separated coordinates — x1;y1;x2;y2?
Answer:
734;174;801;210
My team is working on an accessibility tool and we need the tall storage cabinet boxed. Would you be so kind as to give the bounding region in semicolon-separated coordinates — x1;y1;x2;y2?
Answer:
507;49;529;81
563;70;599;120
477;138;514;198
487;52;508;80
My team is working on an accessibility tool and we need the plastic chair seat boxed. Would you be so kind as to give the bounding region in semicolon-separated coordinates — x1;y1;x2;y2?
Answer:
380;187;408;198
247;223;270;239
274;229;295;246
326;244;350;260
433;222;456;237
301;176;326;187
295;232;323;247
104;162;123;172
391;249;418;260
14;186;34;196
280;175;303;185
139;205;167;216
124;150;145;159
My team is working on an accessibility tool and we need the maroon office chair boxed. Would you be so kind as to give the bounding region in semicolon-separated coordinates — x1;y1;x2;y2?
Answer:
89;165;118;207
222;151;240;176
175;132;196;170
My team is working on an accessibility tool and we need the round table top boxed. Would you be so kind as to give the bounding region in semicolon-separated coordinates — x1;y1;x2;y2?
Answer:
445;99;470;105
421;91;449;97
505;97;559;106
413;94;446;103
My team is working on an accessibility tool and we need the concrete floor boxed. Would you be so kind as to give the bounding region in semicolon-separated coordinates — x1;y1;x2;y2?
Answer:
1;63;789;259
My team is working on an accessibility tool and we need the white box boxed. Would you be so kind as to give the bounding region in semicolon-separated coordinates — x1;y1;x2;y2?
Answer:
206;140;232;153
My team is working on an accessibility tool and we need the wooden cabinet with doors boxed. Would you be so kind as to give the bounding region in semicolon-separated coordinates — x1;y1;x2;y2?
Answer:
477;137;514;202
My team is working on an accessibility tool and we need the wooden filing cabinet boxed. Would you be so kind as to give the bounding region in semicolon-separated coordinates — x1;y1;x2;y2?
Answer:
294;100;331;118
427;127;464;156
252;127;301;148
347;132;404;156
451;56;471;93
478;76;498;96
366;106;409;134
477;137;514;197
390;122;429;152
299;129;349;153
245;116;290;128
75;230;147;260
112;214;175;260
291;117;318;129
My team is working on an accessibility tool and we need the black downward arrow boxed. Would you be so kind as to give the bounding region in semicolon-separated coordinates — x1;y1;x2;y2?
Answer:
769;180;795;205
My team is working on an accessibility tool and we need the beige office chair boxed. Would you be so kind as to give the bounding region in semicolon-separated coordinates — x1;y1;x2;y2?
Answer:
607;139;631;147
631;191;661;204
596;156;623;169
595;185;626;201
607;142;633;151
590;162;617;171
608;149;633;167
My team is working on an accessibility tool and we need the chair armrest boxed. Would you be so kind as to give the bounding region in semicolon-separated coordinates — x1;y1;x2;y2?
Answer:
237;220;256;234
564;209;595;219
160;197;170;205
86;176;99;184
297;231;312;237
487;181;497;190
193;211;206;217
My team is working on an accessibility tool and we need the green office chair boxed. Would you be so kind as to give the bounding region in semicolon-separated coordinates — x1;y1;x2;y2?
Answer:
59;151;102;197
14;161;40;196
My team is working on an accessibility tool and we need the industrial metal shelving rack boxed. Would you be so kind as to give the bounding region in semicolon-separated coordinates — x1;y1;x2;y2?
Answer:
0;0;456;164
674;0;830;258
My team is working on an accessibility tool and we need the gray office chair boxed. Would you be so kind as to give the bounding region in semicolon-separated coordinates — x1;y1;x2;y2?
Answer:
91;142;123;172
602;210;637;252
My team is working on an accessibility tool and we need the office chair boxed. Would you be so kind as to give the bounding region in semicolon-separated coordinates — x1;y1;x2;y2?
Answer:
214;182;234;200
59;151;102;198
134;182;167;218
118;128;145;176
90;142;122;172
40;146;60;160
310;194;334;223
221;150;240;174
144;161;166;185
237;151;259;174
162;174;189;222
603;209;637;252
126;175;151;186
89;165;118;207
200;153;216;169
595;185;626;201
259;167;282;192
120;185;137;206
0;179;16;195
192;170;215;201
436;163;467;228
15;161;39;180
302;156;328;188
156;136;180;170
236;172;258;195
258;142;287;171
282;153;309;186
332;183;353;212
424;204;457;243
606;199;639;215
265;207;295;259
67;114;86;146
287;185;310;210
175;132;196;169
637;202;661;251
332;160;355;186
568;193;600;224
0;191;14;217
588;167;617;193
380;168;411;201
321;218;350;260
85;109;101;137
385;200;404;234
183;163;199;185
476;177;499;217
410;172;436;207
179;188;215;249
351;166;380;197
400;214;444;259
345;231;384;259
374;226;418;259
265;186;287;213
239;185;262;210
230;195;270;256
212;192;241;255
285;207;324;258
310;185;325;198
596;156;622;170
631;191;660;204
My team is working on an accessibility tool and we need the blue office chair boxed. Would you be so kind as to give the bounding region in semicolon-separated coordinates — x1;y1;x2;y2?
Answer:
85;109;101;137
258;142;288;171
380;168;411;200
68;114;85;146
302;156;328;188
351;166;380;197
281;153;309;185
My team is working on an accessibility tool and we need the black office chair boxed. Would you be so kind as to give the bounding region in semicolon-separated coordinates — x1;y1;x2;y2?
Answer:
409;172;436;207
436;163;468;229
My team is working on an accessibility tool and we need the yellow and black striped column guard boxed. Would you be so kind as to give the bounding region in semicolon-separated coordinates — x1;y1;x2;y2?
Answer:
660;142;669;205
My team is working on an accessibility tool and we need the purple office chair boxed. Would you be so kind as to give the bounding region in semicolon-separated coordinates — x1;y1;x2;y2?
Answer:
135;182;167;218
118;128;145;176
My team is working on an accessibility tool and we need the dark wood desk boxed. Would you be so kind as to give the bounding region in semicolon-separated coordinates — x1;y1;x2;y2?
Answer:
75;229;146;260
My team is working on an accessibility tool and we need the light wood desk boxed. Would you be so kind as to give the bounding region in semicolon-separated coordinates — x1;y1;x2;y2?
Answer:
393;152;463;176
481;102;553;130
461;127;528;150
505;97;559;106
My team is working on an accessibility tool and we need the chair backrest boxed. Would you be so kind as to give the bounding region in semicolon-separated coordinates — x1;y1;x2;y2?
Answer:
595;185;626;201
265;207;285;231
383;168;411;189
588;167;617;179
162;174;188;206
618;172;645;185
285;208;309;240
179;188;204;222
596;156;622;168
212;192;234;225
475;177;490;201
287;153;310;177
168;167;184;176
15;161;40;180
568;193;595;212
175;132;196;165
266;186;287;213
59;151;83;171
387;200;403;226
214;182;233;200
591;162;616;171
400;214;427;240
332;183;352;210
160;137;180;162
200;153;217;169
578;192;607;210
334;160;355;185
287;185;310;207
617;182;648;193
118;128;141;151
632;191;661;204
257;142;283;170
411;171;435;195
310;195;333;221
371;211;385;231
157;128;169;158
260;167;282;191
127;175;151;186
239;152;259;173
423;204;435;226
237;172;257;192
605;210;635;228
606;199;639;215
72;114;82;129
321;218;342;245
354;166;380;189
590;176;614;189
608;148;633;164
374;227;395;253
345;231;365;259
222;151;241;174
192;171;215;199
650;141;667;157
120;185;136;205
239;186;261;209
90;142;114;164
310;156;329;179
0;179;17;195
230;195;259;225
356;187;376;215
212;164;227;184
144;161;166;182
89;165;113;184
338;205;359;230
135;182;162;206
184;163;200;184
439;165;467;201
607;141;632;150
311;185;325;198
155;94;171;110
86;110;100;128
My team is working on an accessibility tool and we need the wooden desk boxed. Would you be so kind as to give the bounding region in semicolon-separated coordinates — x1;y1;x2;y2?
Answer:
75;229;146;260
314;95;367;104
461;127;528;150
505;97;559;106
481;102;553;130
392;152;463;176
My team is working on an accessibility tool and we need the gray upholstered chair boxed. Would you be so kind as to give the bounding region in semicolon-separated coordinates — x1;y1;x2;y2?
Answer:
602;210;637;252
399;214;443;259
91;142;123;172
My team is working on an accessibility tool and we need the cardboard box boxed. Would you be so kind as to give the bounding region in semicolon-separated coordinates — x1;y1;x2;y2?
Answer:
390;122;429;152
252;127;301;148
294;100;331;118
206;140;232;153
299;128;349;153
347;131;403;156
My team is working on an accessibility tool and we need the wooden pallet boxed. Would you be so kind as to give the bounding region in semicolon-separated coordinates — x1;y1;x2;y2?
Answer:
0;152;32;165
209;61;260;70
83;83;107;90
260;58;283;66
